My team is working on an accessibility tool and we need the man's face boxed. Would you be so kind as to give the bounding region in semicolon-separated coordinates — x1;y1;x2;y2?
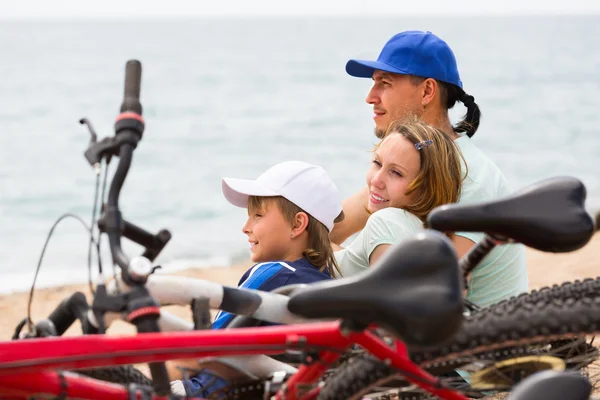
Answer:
366;70;424;138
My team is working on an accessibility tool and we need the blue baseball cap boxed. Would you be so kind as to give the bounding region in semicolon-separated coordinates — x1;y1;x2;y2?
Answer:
346;31;463;89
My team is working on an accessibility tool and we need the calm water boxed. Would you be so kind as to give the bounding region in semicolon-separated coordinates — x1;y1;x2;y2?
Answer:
1;16;599;293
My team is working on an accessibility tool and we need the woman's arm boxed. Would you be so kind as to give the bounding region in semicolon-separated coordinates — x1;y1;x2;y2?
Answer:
330;186;371;245
453;235;475;289
368;243;391;266
453;235;475;259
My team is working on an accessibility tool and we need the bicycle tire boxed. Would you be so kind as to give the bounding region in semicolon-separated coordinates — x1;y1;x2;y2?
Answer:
318;278;600;400
492;277;600;309
76;365;152;386
75;365;279;399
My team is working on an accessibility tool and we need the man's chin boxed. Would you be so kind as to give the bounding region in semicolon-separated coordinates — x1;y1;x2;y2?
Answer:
374;127;386;139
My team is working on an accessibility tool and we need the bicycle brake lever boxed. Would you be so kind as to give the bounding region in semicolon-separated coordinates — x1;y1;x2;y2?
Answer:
79;118;98;143
80;118;120;167
84;136;116;167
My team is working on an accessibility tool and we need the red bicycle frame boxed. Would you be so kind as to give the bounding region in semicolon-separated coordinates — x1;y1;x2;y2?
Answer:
0;321;469;400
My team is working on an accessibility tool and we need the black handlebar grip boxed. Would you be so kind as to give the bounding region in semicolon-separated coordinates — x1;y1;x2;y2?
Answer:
47;292;89;336
120;60;142;115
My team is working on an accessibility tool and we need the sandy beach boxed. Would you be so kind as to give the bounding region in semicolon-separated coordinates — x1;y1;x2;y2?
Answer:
1;232;598;340
0;262;253;339
0;233;597;400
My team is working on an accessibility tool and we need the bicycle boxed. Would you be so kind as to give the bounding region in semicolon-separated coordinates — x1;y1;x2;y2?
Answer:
507;370;595;400
2;59;597;400
319;180;600;399
97;175;600;400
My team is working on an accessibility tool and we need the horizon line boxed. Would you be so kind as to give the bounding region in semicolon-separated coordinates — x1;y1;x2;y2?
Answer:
2;12;599;20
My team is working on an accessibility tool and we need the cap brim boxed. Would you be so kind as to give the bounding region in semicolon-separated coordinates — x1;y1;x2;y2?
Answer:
222;177;279;208
346;59;408;78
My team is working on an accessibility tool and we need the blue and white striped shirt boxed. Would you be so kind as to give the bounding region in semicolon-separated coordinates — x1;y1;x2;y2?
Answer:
212;257;331;329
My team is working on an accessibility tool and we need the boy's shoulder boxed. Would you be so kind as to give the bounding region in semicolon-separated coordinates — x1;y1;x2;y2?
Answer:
238;260;296;282
238;259;329;292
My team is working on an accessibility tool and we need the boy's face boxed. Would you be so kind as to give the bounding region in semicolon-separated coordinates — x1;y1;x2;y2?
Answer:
242;199;293;263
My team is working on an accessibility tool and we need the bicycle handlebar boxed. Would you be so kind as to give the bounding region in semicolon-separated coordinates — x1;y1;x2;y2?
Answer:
97;209;172;262
120;60;142;114
107;60;146;282
23;292;97;340
99;60;171;395
46;292;92;336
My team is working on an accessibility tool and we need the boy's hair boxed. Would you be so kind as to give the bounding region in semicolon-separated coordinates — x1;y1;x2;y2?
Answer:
248;196;343;278
377;116;466;221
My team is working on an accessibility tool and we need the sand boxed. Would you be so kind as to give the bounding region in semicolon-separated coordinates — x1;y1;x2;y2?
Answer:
0;234;598;398
1;233;598;339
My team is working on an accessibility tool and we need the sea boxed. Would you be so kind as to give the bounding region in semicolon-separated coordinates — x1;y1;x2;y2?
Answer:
1;16;599;294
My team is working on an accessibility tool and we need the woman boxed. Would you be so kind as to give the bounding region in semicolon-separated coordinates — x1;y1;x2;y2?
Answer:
335;117;465;275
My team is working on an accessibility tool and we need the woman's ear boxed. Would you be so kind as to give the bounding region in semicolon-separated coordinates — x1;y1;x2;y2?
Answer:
290;212;310;238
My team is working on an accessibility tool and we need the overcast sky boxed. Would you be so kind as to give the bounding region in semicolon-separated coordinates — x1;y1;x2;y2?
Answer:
2;0;600;18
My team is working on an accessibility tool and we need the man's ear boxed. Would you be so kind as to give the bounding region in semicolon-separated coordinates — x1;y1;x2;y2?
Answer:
290;212;310;238
421;78;438;107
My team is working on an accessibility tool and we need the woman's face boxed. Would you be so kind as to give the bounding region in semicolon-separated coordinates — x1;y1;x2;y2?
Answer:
365;134;421;213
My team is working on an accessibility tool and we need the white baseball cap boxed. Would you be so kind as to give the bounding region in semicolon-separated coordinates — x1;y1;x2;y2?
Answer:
222;161;342;232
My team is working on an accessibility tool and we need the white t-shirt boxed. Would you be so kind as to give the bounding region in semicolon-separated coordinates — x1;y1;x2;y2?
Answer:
336;136;528;308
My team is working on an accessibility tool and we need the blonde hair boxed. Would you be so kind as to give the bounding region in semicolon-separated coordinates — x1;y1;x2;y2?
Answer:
376;116;466;221
248;196;343;278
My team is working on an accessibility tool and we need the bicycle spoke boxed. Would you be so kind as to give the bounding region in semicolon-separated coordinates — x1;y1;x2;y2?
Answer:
356;337;600;399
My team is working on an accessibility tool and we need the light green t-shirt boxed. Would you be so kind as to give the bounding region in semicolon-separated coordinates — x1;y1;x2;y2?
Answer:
336;208;423;278
336;136;528;308
454;136;528;307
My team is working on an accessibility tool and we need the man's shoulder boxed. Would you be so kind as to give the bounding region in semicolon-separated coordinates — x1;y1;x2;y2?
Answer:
457;136;512;201
457;136;504;174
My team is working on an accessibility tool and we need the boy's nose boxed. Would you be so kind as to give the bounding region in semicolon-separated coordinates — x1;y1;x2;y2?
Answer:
242;218;251;234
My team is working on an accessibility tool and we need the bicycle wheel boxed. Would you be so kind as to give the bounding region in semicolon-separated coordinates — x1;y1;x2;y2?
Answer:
318;278;600;400
76;365;152;386
77;365;271;399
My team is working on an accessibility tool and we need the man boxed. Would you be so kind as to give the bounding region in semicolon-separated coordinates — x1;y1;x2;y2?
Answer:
331;30;527;307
